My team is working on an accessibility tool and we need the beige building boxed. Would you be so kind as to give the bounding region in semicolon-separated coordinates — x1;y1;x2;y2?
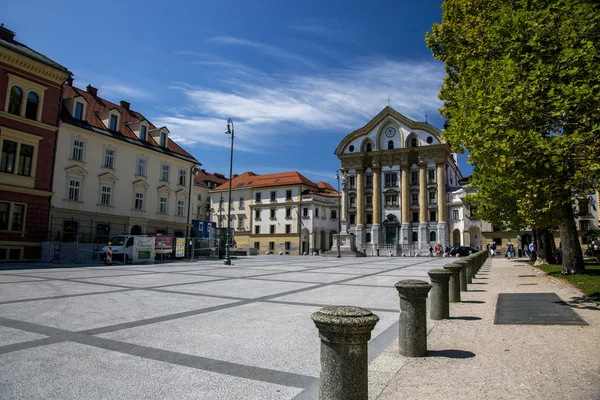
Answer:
191;169;227;234
210;171;339;254
335;106;462;252
50;82;199;242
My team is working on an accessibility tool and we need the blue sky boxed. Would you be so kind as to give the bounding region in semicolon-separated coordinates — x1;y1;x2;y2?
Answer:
5;0;472;186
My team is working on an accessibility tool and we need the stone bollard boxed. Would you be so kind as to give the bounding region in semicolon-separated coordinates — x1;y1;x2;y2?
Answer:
443;263;463;302
455;260;469;291
464;256;475;280
427;268;453;320
395;280;432;357
312;306;379;400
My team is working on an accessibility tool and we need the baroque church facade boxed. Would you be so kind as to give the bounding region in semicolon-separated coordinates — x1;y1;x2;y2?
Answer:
335;107;462;252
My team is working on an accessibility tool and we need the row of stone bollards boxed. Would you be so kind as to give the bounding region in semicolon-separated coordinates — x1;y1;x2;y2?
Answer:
311;249;489;400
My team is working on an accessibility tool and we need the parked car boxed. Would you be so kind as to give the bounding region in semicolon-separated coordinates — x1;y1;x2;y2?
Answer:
449;246;478;257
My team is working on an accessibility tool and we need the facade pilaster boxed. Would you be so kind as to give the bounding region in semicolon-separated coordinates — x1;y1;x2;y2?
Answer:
355;168;365;246
418;162;428;249
436;163;448;246
371;166;381;245
400;165;410;245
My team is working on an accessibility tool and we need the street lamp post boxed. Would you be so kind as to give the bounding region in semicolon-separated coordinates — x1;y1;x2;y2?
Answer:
335;170;342;258
224;118;235;266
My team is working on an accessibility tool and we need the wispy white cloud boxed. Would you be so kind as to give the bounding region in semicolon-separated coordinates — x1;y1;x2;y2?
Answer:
71;69;152;100
204;36;318;69
101;84;152;100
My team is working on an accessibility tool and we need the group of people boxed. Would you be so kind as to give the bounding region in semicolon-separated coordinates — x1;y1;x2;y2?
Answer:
428;243;452;257
486;242;497;257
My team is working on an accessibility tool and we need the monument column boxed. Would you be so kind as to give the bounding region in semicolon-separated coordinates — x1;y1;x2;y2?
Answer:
400;165;410;246
418;162;428;250
436;163;448;246
371;166;381;246
356;168;365;246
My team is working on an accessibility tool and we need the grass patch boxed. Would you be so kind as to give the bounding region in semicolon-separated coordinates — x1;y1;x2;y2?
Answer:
528;262;600;302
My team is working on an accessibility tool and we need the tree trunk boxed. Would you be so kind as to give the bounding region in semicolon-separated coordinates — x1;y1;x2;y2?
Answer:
558;203;585;274
534;228;555;265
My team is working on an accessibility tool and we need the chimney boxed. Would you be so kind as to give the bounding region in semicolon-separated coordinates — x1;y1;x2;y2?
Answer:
0;24;15;41
86;85;98;96
232;174;239;179
120;100;130;110
66;76;73;86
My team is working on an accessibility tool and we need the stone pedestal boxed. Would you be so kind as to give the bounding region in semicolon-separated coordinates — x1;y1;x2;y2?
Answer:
443;263;463;303
331;233;357;252
394;279;432;357
371;224;382;246
312;306;379;400
455;260;468;292
437;222;448;248
418;223;428;251
427;268;453;320
355;224;365;248
400;223;411;246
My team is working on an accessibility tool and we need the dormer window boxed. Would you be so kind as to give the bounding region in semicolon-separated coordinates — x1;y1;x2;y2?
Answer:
140;125;147;141
160;132;167;147
74;102;84;120
109;114;118;131
410;138;418;147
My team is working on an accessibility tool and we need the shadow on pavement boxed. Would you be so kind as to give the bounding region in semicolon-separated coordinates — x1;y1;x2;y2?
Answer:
427;349;476;359
460;300;486;304
449;316;482;321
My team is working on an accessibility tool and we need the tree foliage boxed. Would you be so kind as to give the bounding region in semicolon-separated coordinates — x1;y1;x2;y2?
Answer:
426;0;600;273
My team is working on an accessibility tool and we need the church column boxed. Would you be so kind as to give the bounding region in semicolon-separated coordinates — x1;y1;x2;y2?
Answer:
355;168;365;246
340;170;346;232
418;162;428;250
436;163;448;246
400;165;410;246
371;166;381;246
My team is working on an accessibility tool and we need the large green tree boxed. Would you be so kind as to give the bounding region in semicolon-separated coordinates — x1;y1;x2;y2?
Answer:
426;0;600;273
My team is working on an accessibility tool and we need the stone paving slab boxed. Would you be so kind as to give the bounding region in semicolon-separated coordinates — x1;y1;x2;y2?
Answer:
0;325;47;346
74;272;223;288
495;292;588;325
0;341;302;400
169;278;317;299
0;280;123;302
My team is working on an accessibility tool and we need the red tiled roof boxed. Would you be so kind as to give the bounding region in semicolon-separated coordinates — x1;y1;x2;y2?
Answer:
213;171;259;191
213;171;339;197
62;85;197;162
194;170;228;187
317;182;336;191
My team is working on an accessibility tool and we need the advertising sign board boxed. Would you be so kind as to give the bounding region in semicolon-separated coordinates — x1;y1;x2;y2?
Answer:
134;237;155;263
175;238;186;258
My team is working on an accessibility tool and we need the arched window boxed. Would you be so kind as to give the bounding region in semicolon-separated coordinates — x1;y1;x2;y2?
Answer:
410;137;418;147
25;92;39;120
412;231;418;242
365;142;372;152
388;140;394;150
8;86;22;115
430;231;437;242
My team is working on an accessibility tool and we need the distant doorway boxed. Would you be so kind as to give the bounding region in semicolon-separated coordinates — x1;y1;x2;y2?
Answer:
452;229;461;246
130;225;142;235
383;214;399;244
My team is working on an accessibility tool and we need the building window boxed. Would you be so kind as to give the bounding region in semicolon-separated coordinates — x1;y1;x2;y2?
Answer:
109;114;118;131
578;199;590;215
269;242;275;251
8;86;22;115
384;173;397;187
286;190;292;200
137;157;146;176
411;192;419;205
366;232;371;242
179;168;187;186
365;142;372;152
348;176;356;189
366;214;372;224
412;212;419;223
254;242;260;250
239;197;244;208
255;226;260;234
349;214;356;225
349;196;356;207
285;224;291;234
411;171;418;184
197;194;202;201
331;209;337;219
285;241;291;251
430;231;437;242
25;92;39;120
196;205;201;216
366;195;372;207
101;185;112;206
103;148;115;169
237;217;244;230
0;202;25;231
256;192;261;203
270;225;275;234
134;192;144;210
286;207;292;218
365;175;373;188
160;132;167;147
430;211;437;222
17;144;33;176
72;139;85;161
385;194;398;207
452;208;460;221
140;125;147;141
159;196;168;214
410;137;418;147
428;169;435;183
270;209;276;219
161;164;170;182
74;102;84;120
580;220;590;231
315;208;319;217
412;231;418;241
177;200;185;216
255;209;261;219
429;191;436;204
303;207;309;217
270;191;277;202
388;140;394;150
68;179;81;201
0;140;17;174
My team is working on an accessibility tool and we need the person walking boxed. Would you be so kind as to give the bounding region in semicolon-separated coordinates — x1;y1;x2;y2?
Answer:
529;240;537;262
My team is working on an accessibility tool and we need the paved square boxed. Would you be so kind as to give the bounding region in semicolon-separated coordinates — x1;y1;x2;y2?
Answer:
0;255;448;399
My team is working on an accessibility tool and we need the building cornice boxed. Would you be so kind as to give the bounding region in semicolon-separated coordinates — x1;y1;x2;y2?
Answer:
0;110;58;131
0;47;69;85
0;183;52;197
